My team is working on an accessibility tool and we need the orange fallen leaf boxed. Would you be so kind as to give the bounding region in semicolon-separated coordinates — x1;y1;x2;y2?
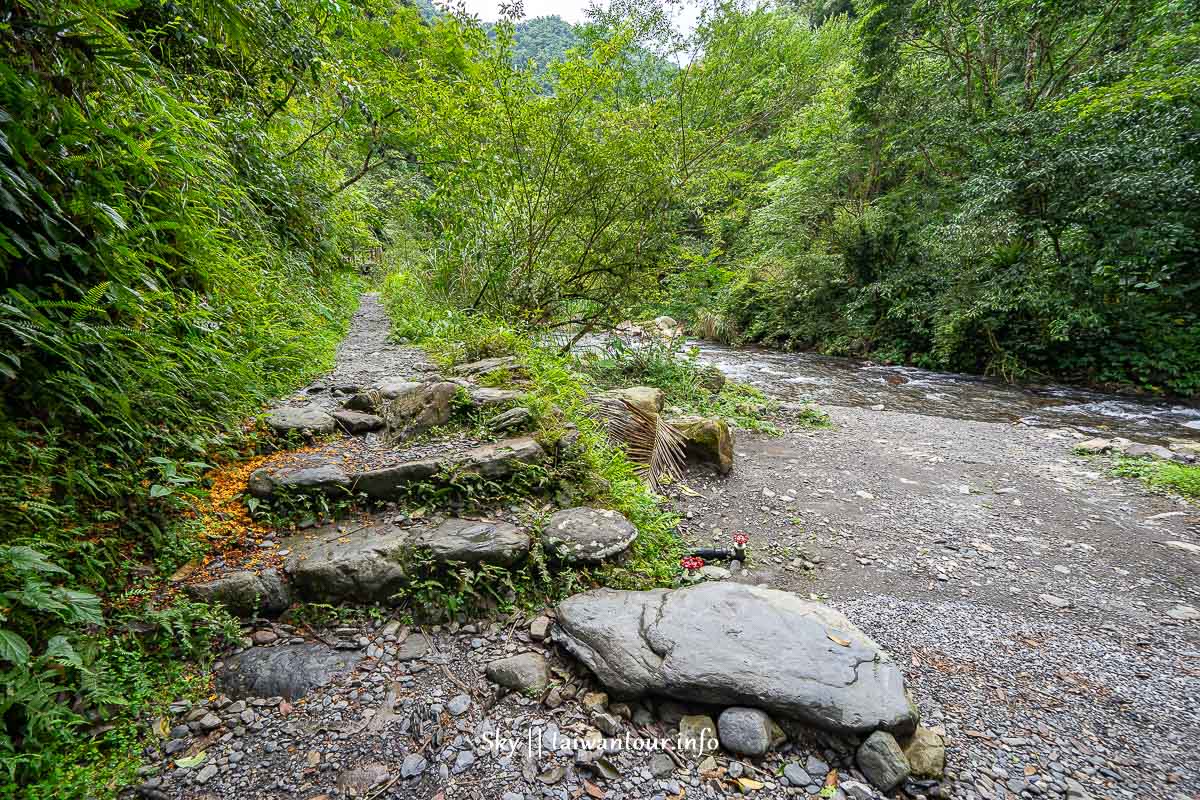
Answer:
827;633;851;647
583;779;606;799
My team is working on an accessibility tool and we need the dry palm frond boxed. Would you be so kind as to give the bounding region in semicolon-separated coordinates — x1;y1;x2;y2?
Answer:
591;396;686;490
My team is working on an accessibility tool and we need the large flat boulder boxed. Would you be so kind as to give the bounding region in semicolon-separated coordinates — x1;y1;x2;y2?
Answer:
185;569;290;618
411;518;529;566
332;409;384;433
598;386;664;416
543;506;638;563
265;406;336;436
455;356;523;380
463;436;545;479
219;643;362;700
555;582;917;737
352;437;545;500
282;523;411;603
469;387;524;408
351;457;445;498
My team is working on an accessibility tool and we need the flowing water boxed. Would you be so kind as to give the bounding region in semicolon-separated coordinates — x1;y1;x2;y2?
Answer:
690;341;1200;445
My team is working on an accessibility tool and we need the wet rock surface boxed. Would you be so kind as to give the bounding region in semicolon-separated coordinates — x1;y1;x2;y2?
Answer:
185;569;290;618
282;522;411;603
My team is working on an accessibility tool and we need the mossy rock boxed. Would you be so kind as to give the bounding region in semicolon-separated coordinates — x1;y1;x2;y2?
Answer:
670;415;734;475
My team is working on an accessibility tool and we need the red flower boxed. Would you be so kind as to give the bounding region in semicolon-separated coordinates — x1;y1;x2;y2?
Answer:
732;532;750;547
680;555;705;571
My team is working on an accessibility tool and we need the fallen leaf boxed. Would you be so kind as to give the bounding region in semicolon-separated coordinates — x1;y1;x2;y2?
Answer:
736;777;764;791
583;779;606;799
827;632;851;647
175;752;206;768
824;769;838;787
154;717;169;738
593;757;621;781
677;483;705;498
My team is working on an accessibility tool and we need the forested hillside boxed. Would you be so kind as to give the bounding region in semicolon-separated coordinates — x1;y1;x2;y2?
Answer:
1;0;1197;795
673;0;1200;395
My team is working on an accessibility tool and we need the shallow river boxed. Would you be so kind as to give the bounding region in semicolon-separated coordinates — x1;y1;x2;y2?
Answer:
690;341;1200;446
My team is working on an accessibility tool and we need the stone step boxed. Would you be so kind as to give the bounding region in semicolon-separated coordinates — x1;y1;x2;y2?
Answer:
183;505;638;615
246;436;546;502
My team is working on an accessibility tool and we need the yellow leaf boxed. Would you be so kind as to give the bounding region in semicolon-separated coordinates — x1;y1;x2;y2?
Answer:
827;632;851;647
736;777;764;791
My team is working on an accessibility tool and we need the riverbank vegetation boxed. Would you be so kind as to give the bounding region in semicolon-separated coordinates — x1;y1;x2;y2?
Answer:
1113;457;1200;501
2;0;1197;794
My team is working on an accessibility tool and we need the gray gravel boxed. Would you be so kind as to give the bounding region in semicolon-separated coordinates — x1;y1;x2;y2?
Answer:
671;401;1200;799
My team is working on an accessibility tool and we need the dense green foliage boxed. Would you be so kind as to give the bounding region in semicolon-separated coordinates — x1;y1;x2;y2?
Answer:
508;15;582;72
0;0;465;790
396;1;1199;395
668;0;1200;395
1112;456;1200;501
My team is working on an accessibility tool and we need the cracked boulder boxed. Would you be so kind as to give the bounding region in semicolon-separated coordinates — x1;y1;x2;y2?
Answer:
332;409;384;433
543;506;638;564
411;518;530;566
554;582;917;737
379;381;459;440
246;464;350;499
219;643;362;700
